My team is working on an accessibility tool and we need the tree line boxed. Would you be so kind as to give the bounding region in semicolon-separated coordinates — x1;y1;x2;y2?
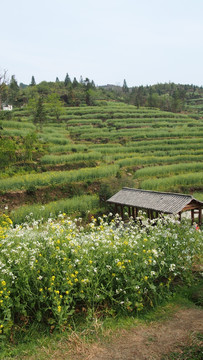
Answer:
0;70;203;113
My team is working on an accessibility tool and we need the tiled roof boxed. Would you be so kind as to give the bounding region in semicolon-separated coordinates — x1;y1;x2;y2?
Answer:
107;187;203;214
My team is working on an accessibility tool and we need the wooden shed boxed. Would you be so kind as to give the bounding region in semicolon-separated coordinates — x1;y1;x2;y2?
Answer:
107;187;203;225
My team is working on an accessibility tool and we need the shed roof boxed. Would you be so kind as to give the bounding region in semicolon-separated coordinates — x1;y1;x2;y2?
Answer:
107;188;203;214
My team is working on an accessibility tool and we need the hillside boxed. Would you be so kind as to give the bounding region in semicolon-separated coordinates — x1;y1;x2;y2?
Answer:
0;94;203;224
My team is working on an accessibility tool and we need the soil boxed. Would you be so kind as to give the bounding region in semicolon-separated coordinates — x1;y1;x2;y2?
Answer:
0;182;101;212
58;307;203;360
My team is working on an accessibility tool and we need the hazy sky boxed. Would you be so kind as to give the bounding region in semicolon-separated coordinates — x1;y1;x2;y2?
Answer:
1;0;203;87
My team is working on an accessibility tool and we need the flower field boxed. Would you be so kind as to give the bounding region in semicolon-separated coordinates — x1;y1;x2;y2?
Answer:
0;213;202;336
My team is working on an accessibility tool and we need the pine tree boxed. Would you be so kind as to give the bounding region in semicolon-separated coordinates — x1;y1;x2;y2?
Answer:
9;75;19;105
122;79;128;93
64;73;71;86
30;76;36;86
72;77;78;88
33;97;46;130
0;70;8;111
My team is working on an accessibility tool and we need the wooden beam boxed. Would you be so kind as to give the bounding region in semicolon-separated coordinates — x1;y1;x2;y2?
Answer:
178;212;182;221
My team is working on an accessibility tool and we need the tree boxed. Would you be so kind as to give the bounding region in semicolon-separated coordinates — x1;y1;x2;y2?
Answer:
0;69;8;110
64;73;71;87
122;79;128;93
23;132;38;161
47;93;64;122
30;76;36;86
79;75;84;85
8;75;19;106
0;138;16;169
28;96;46;130
72;77;78;88
55;77;60;82
34;97;46;129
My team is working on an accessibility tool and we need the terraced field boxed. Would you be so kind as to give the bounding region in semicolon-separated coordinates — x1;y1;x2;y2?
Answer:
1;101;202;223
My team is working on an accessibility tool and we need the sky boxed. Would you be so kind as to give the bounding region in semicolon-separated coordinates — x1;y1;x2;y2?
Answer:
1;0;203;87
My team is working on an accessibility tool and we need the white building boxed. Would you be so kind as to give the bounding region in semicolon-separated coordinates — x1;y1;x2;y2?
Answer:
3;105;13;111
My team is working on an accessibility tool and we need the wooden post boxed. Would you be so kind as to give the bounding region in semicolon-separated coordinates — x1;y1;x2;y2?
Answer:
191;209;194;225
147;209;150;220
135;207;138;218
128;206;131;218
115;204;118;215
155;211;159;218
120;205;124;220
198;208;202;226
132;207;135;220
178;212;182;221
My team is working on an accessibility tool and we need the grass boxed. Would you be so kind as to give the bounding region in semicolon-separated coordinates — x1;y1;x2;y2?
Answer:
10;194;100;224
0;279;202;360
161;332;203;360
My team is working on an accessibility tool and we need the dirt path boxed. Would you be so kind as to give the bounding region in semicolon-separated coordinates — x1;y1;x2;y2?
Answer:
62;307;203;360
16;306;203;360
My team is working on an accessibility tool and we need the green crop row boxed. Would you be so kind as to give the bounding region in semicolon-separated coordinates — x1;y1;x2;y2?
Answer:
0;164;119;191
78;127;203;141
40;151;103;164
115;154;203;168
0;120;36;130
47;144;88;153
135;162;203;179
67;119;103;125
10;194;99;224
1;128;32;137
141;172;203;192
40;134;71;145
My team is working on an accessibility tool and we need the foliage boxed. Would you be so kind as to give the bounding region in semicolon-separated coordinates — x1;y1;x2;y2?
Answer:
30;76;36;86
33;97;47;129
0;138;16;169
46;93;64;122
0;214;202;337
